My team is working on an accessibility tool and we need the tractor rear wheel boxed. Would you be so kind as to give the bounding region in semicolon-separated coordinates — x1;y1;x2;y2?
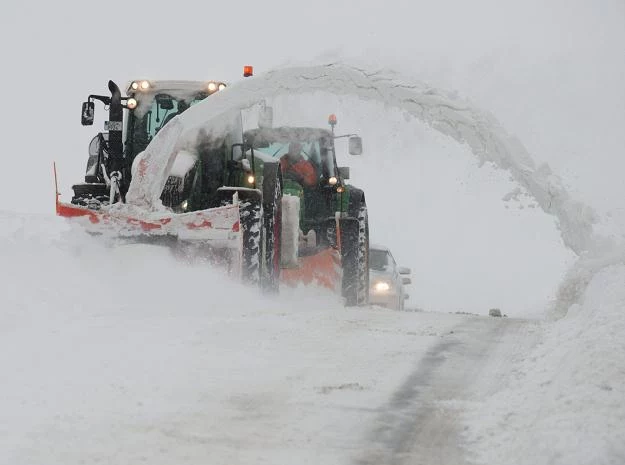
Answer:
341;202;370;306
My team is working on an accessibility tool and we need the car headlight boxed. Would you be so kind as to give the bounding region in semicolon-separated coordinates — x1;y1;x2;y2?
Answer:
373;281;391;293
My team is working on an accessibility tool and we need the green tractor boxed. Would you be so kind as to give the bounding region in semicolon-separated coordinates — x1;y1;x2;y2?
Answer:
243;123;369;306
58;78;368;304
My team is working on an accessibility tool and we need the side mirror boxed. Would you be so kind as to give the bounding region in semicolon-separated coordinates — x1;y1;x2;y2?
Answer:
230;143;244;161
338;166;350;180
398;266;411;275
81;101;95;126
348;136;362;155
402;277;411;285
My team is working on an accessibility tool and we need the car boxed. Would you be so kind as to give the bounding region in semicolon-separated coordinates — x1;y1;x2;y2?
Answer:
368;244;412;310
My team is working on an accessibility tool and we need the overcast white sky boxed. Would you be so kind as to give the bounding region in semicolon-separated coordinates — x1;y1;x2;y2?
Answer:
0;0;622;226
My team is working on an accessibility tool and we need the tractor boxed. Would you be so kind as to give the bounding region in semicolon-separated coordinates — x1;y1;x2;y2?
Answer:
56;73;369;305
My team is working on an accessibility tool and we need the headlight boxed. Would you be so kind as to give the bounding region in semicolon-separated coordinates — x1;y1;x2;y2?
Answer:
373;281;391;292
180;200;188;211
218;83;226;90
247;174;255;184
126;98;137;110
208;82;217;92
328;176;338;186
130;81;139;90
140;80;150;90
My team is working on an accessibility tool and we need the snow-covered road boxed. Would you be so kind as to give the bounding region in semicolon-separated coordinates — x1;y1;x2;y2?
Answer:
1;212;624;465
355;316;540;465
2;280;530;464
0;212;534;465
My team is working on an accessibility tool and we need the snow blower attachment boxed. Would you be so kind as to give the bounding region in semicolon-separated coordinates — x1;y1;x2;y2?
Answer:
57;77;368;304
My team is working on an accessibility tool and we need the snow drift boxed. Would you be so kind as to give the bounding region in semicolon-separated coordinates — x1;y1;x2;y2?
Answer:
463;264;625;465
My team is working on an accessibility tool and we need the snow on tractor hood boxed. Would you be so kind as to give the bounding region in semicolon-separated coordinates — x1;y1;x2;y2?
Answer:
125;62;598;256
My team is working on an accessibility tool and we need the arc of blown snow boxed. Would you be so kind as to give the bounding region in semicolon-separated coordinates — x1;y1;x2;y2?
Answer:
126;63;596;256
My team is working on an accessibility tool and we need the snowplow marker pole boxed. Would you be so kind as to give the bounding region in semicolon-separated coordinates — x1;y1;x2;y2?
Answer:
53;161;60;214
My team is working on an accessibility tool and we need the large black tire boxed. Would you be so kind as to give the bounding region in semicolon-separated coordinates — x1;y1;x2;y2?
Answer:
240;199;263;285
341;201;370;307
261;163;283;294
356;202;370;304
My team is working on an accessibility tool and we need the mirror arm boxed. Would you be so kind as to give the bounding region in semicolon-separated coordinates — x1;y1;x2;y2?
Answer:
88;94;111;106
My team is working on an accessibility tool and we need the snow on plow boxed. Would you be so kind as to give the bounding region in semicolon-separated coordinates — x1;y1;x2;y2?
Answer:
56;195;242;245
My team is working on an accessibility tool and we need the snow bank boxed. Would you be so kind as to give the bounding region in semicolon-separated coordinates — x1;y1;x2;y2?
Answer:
130;62;597;255
463;264;625;465
551;246;625;320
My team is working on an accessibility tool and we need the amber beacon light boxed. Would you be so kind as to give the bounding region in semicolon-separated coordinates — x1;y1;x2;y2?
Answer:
243;65;254;77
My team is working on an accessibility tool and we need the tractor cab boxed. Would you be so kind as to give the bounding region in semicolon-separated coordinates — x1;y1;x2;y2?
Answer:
74;79;227;208
123;80;227;159
243;124;361;226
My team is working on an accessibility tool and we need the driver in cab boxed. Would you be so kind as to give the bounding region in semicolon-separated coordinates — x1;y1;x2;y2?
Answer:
280;142;317;188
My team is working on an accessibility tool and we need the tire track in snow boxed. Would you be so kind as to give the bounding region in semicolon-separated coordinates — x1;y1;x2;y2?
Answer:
353;316;539;465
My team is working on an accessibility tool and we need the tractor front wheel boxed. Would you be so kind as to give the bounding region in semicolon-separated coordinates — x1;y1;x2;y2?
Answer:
240;199;263;286
261;163;283;294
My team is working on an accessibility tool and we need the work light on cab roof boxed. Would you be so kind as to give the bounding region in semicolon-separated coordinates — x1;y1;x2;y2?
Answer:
126;79;226;95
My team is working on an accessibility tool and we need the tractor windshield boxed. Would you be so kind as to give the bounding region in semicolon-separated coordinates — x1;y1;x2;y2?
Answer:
127;92;206;157
245;128;337;180
255;140;322;167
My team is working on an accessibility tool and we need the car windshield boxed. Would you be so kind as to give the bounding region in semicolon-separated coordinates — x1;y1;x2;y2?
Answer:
370;249;390;272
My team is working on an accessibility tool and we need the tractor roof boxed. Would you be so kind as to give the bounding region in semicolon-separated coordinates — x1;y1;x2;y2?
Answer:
125;80;227;95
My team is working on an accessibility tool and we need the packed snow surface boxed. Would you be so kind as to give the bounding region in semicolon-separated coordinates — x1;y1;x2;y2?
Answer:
1;212;466;465
2;204;624;465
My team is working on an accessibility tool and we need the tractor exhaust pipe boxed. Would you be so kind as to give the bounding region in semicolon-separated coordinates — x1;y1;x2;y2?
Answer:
107;80;124;174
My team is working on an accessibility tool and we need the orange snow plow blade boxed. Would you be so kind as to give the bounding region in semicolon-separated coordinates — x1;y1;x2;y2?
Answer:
56;200;241;243
54;164;241;244
281;247;342;292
